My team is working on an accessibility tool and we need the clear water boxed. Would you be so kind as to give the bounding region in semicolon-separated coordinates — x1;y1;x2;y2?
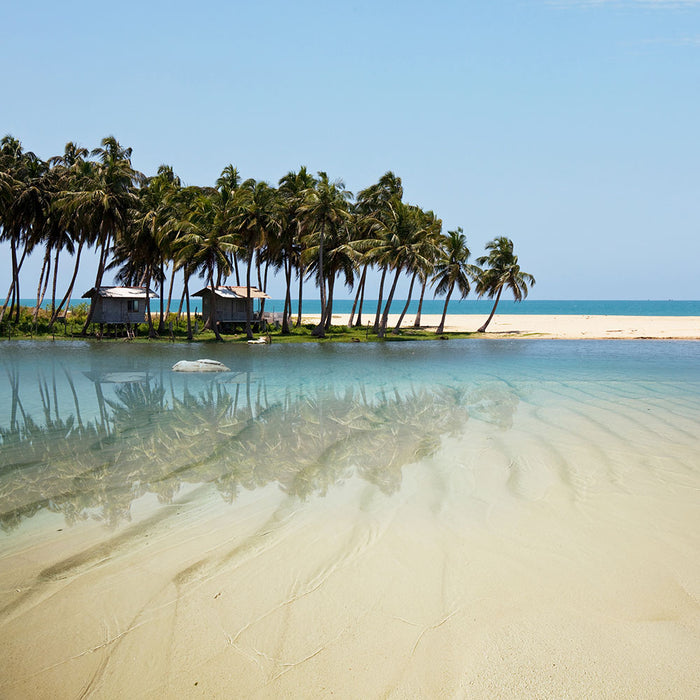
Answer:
1;339;698;534
2;339;700;696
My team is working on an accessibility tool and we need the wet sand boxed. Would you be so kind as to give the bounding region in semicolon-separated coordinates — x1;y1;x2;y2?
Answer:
326;313;700;339
1;385;699;698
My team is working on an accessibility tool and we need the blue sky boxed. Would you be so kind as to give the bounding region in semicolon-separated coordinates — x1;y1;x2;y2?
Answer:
1;0;698;300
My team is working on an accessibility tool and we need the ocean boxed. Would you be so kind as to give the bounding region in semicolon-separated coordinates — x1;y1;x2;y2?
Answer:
1;340;699;695
19;298;700;316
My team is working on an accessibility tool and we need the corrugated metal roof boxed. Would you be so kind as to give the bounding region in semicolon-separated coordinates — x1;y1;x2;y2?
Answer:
82;286;159;299
193;286;270;300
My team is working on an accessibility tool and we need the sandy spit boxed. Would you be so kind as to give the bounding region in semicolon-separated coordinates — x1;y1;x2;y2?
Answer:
317;313;700;339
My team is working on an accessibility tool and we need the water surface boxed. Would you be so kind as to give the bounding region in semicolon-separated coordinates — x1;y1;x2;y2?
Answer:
1;340;699;697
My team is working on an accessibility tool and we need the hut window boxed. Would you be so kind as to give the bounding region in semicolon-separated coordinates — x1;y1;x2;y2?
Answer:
128;300;139;312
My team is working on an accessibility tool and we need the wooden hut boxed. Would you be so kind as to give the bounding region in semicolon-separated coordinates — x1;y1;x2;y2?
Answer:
193;285;271;327
81;286;158;325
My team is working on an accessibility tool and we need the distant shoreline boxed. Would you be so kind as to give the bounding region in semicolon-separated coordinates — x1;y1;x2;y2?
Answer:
15;298;700;318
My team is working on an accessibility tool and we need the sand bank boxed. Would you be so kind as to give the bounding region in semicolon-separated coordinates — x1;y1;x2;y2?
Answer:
2;393;699;698
322;313;700;339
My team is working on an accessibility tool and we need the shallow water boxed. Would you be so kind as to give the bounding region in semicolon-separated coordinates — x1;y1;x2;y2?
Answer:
1;340;699;697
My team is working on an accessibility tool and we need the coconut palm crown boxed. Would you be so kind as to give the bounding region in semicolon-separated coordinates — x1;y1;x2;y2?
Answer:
474;236;535;332
431;227;477;334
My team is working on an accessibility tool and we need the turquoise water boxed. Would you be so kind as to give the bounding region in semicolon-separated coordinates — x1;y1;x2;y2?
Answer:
1;339;698;533
2;339;700;696
20;298;700;316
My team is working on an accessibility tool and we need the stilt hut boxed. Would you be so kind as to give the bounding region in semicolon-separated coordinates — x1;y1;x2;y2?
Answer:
82;286;158;325
193;285;271;328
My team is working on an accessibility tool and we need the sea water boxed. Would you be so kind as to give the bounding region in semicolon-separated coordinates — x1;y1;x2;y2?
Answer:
1;340;699;696
0;339;698;532
21;298;700;316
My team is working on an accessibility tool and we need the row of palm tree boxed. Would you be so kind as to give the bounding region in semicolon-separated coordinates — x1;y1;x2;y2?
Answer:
0;134;535;339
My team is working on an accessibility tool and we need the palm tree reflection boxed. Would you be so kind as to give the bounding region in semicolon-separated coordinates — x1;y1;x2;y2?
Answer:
0;367;520;531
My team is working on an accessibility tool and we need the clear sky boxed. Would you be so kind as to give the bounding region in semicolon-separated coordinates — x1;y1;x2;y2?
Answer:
1;0;698;300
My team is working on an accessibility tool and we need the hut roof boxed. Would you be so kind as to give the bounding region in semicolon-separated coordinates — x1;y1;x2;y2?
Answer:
82;286;159;299
192;285;270;300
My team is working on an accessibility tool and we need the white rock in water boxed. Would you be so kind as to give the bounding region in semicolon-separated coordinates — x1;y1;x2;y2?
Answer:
172;359;230;372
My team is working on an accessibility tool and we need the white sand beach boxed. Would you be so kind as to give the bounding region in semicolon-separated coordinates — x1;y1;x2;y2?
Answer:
324;313;700;339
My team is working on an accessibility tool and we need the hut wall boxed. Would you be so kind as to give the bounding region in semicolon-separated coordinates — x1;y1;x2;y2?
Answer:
203;294;253;322
92;298;146;324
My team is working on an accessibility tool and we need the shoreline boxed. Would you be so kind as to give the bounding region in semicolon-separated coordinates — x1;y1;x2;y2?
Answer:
320;313;700;340
2;312;699;342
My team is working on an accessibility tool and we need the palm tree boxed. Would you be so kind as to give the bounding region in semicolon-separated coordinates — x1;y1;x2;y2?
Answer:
177;190;237;341
373;200;432;338
431;227;476;334
60;136;141;334
234;179;280;339
355;173;403;332
394;208;442;332
215;164;242;285
42;143;89;326
298;172;352;337
413;209;442;328
474;236;535;332
0;136;48;324
278;167;316;333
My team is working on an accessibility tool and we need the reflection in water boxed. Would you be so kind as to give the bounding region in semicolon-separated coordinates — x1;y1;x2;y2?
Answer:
0;364;520;532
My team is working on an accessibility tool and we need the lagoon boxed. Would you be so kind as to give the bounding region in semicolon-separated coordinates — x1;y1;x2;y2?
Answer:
1;340;699;697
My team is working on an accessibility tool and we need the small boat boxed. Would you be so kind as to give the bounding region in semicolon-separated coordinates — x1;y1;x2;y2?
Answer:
247;337;270;345
172;359;230;372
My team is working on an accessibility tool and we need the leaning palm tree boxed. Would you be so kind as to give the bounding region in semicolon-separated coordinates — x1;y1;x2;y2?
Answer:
474;236;535;332
431;227;477;334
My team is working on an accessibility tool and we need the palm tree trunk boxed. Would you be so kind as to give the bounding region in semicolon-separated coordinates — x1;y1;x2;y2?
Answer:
33;247;51;323
233;252;241;286
260;257;269;317
414;278;427;327
477;287;503;332
158;261;165;332
378;267;402;338
82;236;110;333
355;268;367;327
0;272;15;324
12;241;21;323
324;275;335;331
373;267;387;333
295;263;304;327
184;268;192;340
50;246;61;318
312;221;327;337
36;252;52;321
50;240;83;328
436;284;454;334
165;264;175;316
393;271;416;333
145;273;155;338
245;250;254;340
282;255;292;334
208;269;223;341
348;266;366;327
